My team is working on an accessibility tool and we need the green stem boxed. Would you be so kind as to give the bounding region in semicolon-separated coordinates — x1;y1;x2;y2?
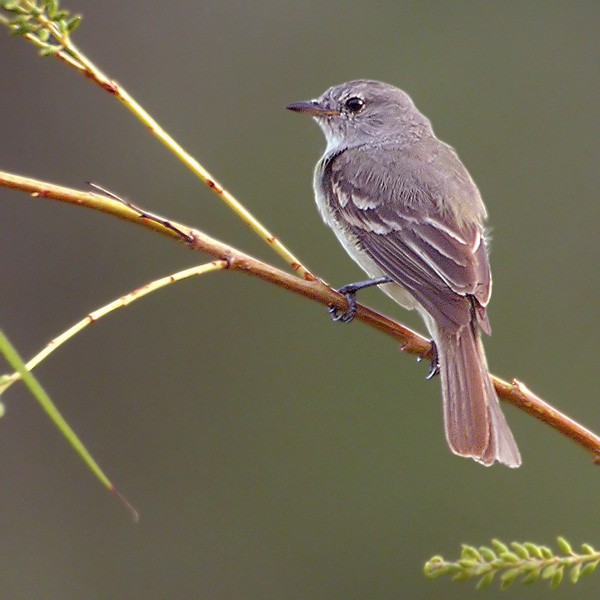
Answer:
0;327;138;520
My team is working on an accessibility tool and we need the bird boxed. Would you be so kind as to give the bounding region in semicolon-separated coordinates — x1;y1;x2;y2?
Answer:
287;80;521;467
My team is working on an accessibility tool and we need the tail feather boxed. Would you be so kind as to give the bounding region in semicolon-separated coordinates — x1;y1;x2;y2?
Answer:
437;326;521;468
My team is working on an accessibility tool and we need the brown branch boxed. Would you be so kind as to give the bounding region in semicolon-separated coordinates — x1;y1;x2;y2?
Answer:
2;169;599;464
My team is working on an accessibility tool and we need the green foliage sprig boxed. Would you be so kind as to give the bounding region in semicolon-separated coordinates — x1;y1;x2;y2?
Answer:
0;0;80;55
424;537;599;590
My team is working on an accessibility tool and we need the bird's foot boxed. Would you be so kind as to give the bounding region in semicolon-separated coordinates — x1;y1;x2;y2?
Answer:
422;339;439;380
328;277;393;323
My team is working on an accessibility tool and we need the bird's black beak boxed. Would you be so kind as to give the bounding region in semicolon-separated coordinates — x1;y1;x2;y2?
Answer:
286;100;339;117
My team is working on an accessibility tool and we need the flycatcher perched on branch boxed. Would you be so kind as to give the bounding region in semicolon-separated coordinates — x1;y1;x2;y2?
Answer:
287;80;521;468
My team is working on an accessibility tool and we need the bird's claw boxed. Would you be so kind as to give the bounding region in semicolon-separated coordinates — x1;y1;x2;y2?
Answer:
423;339;440;380
425;359;440;380
328;288;358;323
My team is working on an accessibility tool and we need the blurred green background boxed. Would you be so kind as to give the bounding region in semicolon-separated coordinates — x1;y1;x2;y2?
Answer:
1;2;599;598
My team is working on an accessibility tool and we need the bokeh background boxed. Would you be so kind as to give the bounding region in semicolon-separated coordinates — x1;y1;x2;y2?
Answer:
1;2;599;599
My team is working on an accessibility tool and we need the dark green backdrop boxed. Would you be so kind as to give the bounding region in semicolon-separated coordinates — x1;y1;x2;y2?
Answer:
1;2;598;599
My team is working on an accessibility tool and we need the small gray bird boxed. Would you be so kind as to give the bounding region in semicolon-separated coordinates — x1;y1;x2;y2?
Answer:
287;80;521;467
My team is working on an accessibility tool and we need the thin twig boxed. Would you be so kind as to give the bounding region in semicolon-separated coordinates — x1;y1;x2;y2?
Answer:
2;169;599;464
0;261;228;394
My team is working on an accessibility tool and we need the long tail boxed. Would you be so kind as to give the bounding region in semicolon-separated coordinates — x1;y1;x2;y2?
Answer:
437;325;521;467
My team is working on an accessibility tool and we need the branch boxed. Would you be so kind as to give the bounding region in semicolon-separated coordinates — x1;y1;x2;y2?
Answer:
2;169;600;464
0;0;313;279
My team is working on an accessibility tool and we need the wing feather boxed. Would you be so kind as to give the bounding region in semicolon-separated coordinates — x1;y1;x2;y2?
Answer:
322;142;492;333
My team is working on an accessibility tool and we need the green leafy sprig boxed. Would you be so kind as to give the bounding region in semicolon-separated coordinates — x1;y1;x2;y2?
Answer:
0;0;80;56
424;537;599;590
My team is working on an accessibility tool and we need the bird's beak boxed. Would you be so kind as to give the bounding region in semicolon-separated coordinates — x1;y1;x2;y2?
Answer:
286;100;339;117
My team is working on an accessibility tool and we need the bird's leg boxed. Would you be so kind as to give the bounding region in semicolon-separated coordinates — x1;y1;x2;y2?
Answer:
417;339;440;380
328;276;393;323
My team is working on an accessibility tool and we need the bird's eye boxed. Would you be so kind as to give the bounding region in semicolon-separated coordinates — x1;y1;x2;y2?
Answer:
344;97;365;113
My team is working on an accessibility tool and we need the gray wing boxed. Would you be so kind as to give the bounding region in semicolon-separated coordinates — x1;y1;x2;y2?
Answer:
322;140;492;334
